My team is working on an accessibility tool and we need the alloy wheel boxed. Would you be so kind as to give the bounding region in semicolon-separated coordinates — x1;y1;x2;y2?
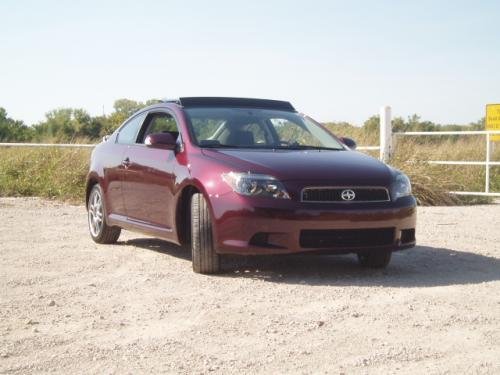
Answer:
88;188;104;237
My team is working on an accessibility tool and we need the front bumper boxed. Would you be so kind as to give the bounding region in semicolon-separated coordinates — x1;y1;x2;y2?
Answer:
210;194;417;255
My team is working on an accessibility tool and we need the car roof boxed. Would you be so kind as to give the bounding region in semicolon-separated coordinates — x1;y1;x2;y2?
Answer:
162;97;296;112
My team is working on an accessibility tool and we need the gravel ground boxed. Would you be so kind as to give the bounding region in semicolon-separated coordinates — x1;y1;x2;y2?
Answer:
0;197;499;374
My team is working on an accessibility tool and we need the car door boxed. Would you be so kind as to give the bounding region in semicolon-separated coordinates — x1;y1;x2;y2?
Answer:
121;110;179;231
105;112;147;218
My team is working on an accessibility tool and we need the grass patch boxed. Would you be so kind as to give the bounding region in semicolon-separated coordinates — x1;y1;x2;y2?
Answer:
391;137;498;205
0;147;91;203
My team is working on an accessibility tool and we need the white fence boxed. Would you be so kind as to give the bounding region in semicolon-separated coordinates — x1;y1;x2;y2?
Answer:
0;142;95;148
1;108;499;197
377;106;500;197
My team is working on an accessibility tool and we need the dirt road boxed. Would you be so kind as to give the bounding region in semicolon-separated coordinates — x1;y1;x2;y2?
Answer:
0;198;499;374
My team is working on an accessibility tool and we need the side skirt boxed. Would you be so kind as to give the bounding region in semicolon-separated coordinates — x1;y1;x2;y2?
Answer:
108;213;180;245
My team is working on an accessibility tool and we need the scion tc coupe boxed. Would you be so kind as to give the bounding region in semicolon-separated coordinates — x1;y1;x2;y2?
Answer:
86;97;416;273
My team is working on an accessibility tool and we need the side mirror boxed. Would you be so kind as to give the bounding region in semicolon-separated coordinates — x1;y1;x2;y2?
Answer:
339;137;357;150
145;132;177;150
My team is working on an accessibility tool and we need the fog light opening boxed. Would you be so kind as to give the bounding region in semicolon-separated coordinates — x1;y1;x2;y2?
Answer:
249;232;270;247
400;229;416;244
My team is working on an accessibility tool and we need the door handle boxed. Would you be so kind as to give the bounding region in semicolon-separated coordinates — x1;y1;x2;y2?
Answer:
122;157;131;167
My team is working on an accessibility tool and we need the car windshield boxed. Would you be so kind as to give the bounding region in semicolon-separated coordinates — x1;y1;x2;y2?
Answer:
184;107;345;150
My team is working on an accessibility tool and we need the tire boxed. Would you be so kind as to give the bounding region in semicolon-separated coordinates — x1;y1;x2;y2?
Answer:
87;184;121;244
191;193;220;274
357;250;392;268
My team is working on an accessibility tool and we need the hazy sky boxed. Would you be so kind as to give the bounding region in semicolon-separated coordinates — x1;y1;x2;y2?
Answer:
1;0;499;126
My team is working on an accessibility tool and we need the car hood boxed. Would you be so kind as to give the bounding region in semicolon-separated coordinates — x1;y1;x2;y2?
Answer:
201;149;393;186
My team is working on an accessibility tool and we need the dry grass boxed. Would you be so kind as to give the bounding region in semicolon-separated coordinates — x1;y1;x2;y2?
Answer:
391;137;498;205
0;137;499;205
0;147;91;203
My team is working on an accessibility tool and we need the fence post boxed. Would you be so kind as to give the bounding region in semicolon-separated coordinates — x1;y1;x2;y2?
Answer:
379;106;392;163
485;132;491;193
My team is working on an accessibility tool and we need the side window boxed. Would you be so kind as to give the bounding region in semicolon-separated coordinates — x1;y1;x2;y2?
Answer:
117;113;147;145
269;118;320;146
139;112;179;143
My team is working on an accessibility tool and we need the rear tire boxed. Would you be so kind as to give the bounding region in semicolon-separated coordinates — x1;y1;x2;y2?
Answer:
191;193;220;274
87;184;121;244
357;250;392;268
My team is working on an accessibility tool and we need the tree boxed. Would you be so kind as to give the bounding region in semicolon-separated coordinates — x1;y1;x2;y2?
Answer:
363;115;380;134
0;107;33;141
33;108;99;141
105;98;160;133
468;117;485;131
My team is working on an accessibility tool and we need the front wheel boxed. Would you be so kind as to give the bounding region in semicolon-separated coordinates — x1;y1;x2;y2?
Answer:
357;250;392;268
88;184;121;244
191;193;220;274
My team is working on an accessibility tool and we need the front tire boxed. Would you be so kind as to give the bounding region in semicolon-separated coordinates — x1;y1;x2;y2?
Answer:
357;250;392;268
87;184;121;244
191;193;220;274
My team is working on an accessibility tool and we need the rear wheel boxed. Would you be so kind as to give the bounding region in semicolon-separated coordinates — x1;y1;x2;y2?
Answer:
191;193;220;274
88;184;121;244
357;250;392;268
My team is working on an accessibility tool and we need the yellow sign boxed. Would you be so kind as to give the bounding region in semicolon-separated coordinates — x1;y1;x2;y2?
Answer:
486;104;500;141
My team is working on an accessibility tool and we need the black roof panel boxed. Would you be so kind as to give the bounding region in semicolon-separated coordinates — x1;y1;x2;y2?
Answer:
179;97;295;112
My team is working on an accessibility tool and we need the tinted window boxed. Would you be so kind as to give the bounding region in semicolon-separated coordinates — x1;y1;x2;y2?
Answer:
140;112;178;143
187;109;274;147
185;107;344;150
245;122;269;144
190;117;226;140
270;118;320;146
117;113;147;144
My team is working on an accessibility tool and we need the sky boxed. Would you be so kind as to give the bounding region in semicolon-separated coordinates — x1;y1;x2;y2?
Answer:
0;0;499;126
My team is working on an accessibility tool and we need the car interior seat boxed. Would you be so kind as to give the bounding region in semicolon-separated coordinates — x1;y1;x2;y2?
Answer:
224;130;255;146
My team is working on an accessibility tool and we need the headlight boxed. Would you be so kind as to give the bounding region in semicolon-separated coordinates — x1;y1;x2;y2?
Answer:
221;172;290;199
393;172;412;200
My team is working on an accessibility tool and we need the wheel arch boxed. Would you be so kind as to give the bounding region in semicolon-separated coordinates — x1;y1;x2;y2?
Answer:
175;184;201;246
85;173;100;208
175;179;221;247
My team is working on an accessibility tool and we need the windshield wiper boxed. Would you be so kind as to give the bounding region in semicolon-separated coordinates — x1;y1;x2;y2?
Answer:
200;143;255;149
199;142;344;151
273;145;344;151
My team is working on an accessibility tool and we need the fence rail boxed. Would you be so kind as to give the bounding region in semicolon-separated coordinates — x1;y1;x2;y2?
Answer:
0;143;385;149
0;143;383;153
356;146;380;151
0;142;95;148
394;130;500;136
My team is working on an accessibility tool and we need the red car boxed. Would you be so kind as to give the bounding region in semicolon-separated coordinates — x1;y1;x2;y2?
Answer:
86;97;416;274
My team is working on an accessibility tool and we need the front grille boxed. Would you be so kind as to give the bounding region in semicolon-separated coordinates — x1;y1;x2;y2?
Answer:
301;187;390;203
299;228;395;248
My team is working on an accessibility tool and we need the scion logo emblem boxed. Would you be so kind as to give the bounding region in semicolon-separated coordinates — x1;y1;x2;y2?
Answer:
341;189;356;201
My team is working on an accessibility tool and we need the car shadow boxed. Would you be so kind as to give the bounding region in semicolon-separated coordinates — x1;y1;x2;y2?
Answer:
122;238;500;288
122;238;191;261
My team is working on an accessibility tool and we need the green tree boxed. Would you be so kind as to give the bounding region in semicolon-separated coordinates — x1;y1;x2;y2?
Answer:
33;108;99;141
468;117;485;131
105;98;160;133
0;107;33;141
363;115;380;134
